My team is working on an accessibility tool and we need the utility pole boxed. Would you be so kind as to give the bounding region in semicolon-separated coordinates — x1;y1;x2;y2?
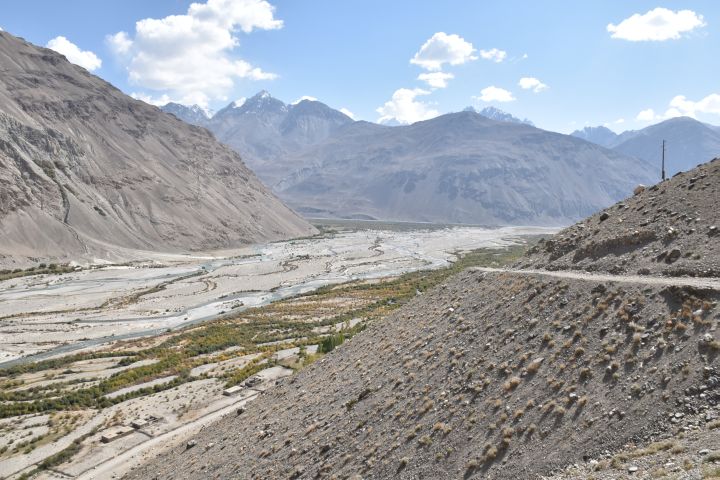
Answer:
661;139;666;181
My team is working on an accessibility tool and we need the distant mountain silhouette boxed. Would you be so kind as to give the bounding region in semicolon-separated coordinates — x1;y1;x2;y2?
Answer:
573;117;720;176
162;95;658;226
611;117;720;176
162;91;353;183
570;126;618;148
271;110;654;225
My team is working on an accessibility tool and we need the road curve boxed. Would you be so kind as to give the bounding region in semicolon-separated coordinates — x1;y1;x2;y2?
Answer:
472;267;720;290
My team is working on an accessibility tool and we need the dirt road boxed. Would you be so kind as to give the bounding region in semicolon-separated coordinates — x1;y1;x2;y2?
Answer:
473;267;720;290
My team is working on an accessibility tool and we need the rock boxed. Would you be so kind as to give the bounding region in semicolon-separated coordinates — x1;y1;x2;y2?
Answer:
666;249;681;263
599;212;610;222
633;185;646;195
700;449;710;455
628;466;638;473
186;439;197;449
710;226;718;236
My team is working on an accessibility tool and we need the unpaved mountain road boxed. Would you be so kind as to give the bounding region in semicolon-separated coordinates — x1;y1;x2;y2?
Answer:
473;267;720;290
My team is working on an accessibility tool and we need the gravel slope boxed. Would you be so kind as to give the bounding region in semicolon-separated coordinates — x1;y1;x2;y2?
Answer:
126;272;719;479
518;158;720;277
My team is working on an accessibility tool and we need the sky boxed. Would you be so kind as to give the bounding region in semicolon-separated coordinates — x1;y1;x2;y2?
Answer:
1;0;719;133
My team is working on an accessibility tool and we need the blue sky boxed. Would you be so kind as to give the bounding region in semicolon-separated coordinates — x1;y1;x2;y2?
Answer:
2;1;718;132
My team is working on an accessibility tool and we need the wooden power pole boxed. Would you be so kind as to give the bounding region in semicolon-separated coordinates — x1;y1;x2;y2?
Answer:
661;140;666;181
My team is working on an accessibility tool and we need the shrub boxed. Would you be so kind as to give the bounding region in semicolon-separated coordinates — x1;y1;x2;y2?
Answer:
484;446;498;461
418;435;432;446
503;377;521;392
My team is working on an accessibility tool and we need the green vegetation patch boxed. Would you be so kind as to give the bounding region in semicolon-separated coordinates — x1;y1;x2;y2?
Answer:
0;242;532;419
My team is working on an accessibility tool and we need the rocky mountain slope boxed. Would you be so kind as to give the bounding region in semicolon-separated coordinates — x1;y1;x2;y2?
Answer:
272;111;655;225
0;32;315;265
126;159;720;480
160;102;211;127
164;94;654;225
570;126;619;148
519;158;720;277
574;117;720;176
611;117;720;177
162;92;354;185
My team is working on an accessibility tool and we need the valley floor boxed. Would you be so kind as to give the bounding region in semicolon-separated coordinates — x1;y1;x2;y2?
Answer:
0;224;553;366
0;223;552;480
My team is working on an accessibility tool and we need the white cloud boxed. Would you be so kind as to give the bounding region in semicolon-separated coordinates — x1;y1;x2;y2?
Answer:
291;95;318;105
131;92;172;106
108;0;282;108
188;0;282;32
474;86;515;103
636;93;720;123
668;94;720;117
106;31;133;55
376;88;439;125
46;36;102;71
608;8;706;41
518;77;548;93
410;32;477;71
339;108;356;120
479;48;507;63
603;118;625;128
417;71;454;89
636;108;658;122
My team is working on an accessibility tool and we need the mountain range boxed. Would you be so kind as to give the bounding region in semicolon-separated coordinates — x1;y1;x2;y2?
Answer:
0;32;314;264
163;93;655;225
465;105;534;126
166;93;719;191
572;117;720;175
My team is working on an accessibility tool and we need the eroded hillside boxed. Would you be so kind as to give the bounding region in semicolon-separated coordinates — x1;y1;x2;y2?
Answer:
0;32;315;266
